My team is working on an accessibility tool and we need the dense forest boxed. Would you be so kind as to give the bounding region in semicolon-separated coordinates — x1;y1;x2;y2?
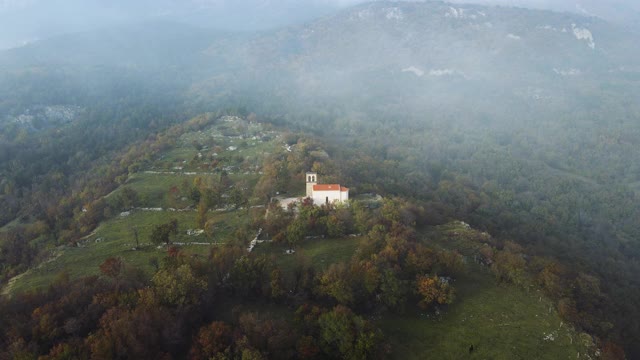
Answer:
1;0;640;358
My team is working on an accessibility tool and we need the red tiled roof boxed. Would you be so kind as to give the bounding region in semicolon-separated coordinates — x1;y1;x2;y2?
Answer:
313;184;349;192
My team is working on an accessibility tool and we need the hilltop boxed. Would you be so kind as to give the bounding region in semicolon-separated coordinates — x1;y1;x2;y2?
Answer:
0;1;639;357
1;113;597;358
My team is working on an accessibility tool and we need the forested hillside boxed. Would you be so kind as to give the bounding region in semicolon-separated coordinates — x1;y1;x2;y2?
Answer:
0;114;600;359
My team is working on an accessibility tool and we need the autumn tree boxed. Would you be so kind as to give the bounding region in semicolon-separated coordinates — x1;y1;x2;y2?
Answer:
601;341;626;360
378;269;407;311
405;244;436;276
189;321;233;360
535;260;568;298
352;201;374;235
326;214;346;238
491;250;527;286
263;203;292;241
436;250;466;277
79;198;107;231
238;312;297;359
204;218;218;244
317;305;384;360
0;229;36;275
87;305;177;359
228;255;270;297
151;264;207;307
291;253;316;296
209;245;245;285
270;269;286;300
286;219;307;249
317;263;355;305
415;275;455;309
202;185;222;210
113;186;139;210
149;219;178;245
42;340;89;360
130;225;140;249
197;198;208;229
100;257;124;279
168;185;181;208
297;335;321;359
229;187;247;210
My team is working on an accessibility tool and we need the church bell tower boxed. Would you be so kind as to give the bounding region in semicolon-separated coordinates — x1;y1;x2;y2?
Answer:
306;172;317;198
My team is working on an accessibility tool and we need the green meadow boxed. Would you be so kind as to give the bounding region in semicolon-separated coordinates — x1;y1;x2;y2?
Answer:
252;236;362;272
7;119;276;294
379;264;591;359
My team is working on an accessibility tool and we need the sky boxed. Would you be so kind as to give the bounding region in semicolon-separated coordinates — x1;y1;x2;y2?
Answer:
0;0;638;50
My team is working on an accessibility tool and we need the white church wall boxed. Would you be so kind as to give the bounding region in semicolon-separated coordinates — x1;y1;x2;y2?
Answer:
312;190;342;205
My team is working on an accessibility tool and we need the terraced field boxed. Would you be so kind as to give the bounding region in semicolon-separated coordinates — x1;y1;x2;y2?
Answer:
7;116;276;294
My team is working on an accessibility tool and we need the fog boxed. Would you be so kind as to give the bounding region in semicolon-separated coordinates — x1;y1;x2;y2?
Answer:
0;0;338;49
1;0;639;49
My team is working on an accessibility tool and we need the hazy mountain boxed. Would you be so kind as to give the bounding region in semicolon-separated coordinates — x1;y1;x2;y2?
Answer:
0;0;338;50
183;0;640;134
2;1;639;125
444;0;640;28
2;0;639;50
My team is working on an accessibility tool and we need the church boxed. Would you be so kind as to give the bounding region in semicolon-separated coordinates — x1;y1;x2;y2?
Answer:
305;172;349;205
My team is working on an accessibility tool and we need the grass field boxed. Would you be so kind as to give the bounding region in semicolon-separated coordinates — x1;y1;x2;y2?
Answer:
6;210;247;294
6;120;279;295
118;172;202;207
252;236;362;272
108;119;280;209
379;264;591;359
374;222;593;359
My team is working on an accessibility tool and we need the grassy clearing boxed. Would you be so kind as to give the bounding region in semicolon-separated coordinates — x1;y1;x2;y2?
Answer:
252;236;362;272
8;210;228;294
119;172;202;207
171;119;280;173
160;147;199;166
116;171;264;209
379;265;590;359
375;222;592;359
